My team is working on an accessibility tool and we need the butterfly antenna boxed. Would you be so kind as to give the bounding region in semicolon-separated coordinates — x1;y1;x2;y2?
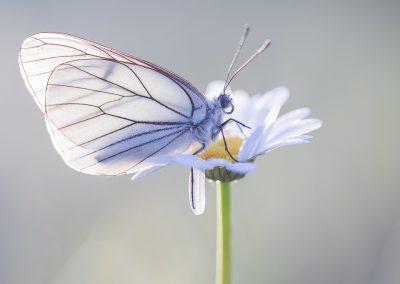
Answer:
224;38;271;92
223;25;250;93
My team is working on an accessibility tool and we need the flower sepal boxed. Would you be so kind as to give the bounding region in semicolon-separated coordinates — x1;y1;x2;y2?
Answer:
205;166;246;183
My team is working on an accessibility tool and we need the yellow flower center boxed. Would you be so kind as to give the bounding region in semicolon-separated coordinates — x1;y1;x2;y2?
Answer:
197;136;243;162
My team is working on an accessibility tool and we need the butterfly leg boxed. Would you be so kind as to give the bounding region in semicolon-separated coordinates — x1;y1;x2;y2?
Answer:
219;126;239;162
220;118;251;129
218;118;250;162
192;143;206;155
220;118;251;136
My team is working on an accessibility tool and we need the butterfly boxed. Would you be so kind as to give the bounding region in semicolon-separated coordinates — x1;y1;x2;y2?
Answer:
19;27;270;213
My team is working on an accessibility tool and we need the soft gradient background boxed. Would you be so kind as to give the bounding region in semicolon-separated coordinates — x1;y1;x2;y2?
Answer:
1;0;400;283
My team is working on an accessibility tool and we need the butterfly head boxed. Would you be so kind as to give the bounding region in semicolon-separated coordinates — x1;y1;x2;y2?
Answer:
218;93;234;114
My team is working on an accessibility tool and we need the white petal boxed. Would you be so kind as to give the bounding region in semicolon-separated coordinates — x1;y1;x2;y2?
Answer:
238;126;264;161
149;154;214;171
131;165;164;181
149;154;255;174
226;90;252;135
231;90;250;103
262;86;290;107
263;107;281;133
188;168;206;215
297;134;313;140
274;108;311;127
205;80;231;99
258;138;311;155
244;107;281;160
240;88;288;140
267;119;322;145
206;159;256;173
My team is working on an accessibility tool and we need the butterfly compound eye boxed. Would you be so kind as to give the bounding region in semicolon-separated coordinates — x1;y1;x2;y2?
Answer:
218;94;234;114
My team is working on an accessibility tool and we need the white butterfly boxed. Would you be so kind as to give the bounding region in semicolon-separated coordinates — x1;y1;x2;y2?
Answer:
19;28;270;214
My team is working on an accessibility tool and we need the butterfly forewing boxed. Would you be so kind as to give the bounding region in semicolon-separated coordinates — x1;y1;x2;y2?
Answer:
19;33;208;175
19;32;206;112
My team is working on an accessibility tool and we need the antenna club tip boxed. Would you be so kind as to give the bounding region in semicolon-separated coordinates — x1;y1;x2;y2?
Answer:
256;39;272;53
243;25;251;36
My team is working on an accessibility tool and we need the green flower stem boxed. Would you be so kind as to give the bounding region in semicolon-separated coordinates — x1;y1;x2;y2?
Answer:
215;181;231;284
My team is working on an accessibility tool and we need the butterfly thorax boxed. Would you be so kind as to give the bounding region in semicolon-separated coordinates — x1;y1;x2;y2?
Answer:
190;94;233;146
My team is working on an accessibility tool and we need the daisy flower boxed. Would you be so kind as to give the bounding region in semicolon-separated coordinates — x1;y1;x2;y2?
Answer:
132;80;322;215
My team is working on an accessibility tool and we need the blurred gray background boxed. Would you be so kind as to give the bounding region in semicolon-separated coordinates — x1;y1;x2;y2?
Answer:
1;0;400;283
